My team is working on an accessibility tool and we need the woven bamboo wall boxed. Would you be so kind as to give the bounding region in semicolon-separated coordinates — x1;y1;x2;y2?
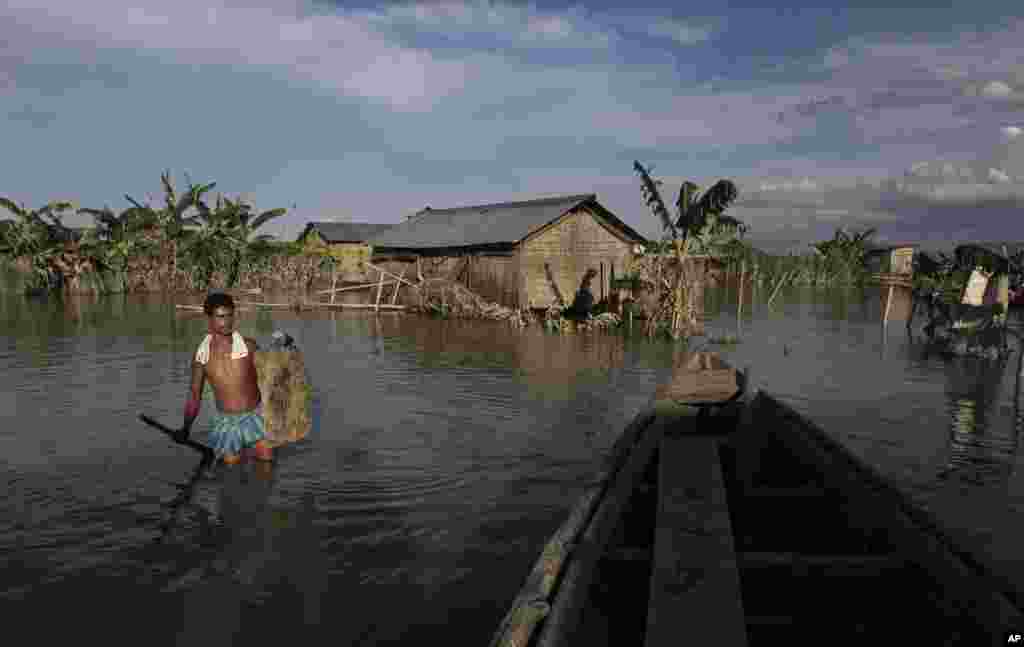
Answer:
519;207;636;309
467;255;519;307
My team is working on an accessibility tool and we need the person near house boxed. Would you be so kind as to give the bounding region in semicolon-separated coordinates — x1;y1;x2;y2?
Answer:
181;292;273;464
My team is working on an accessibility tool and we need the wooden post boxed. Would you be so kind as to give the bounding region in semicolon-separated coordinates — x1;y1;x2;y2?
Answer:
391;269;406;305
737;260;745;336
767;270;791;309
883;283;895;324
374;267;385;313
330;266;338;305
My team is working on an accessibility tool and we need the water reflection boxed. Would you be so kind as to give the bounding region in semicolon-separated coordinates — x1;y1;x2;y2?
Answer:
6;290;1024;644
938;357;1018;486
166;460;329;643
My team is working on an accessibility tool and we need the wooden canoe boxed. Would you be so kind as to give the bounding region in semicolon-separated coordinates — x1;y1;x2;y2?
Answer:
491;364;1024;646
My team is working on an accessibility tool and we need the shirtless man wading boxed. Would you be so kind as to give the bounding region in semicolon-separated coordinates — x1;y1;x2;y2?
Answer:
182;292;273;464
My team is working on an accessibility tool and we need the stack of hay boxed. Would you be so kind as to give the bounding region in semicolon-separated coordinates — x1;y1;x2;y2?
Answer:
253;340;312;448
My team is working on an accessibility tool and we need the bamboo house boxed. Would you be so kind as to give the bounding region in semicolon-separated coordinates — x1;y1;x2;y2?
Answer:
296;221;397;282
367;194;648;311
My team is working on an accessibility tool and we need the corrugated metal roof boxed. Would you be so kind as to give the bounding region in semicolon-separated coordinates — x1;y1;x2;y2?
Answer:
300;222;395;243
367;193;645;249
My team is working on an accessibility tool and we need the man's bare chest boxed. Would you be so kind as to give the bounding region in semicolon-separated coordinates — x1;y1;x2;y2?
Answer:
206;345;248;378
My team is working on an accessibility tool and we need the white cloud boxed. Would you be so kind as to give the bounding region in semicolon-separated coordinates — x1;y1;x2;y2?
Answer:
982;80;1014;98
988;168;1012;183
759;178;818;192
1003;126;1023;139
361;1;614;49
1;0;470;111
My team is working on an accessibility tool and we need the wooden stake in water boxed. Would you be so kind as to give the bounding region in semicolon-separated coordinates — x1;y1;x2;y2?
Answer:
374;268;385;313
737;261;745;336
767;270;791;309
883;283;895;324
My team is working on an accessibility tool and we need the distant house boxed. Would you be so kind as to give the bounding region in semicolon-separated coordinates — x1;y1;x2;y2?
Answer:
368;193;648;310
863;243;917;276
296;221;396;281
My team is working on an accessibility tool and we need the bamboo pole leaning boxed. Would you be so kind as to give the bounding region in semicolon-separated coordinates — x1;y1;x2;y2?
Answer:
362;261;422;291
767;270;794;309
489;409;658;647
323;303;405;310
317;281;397;296
391;269;406;305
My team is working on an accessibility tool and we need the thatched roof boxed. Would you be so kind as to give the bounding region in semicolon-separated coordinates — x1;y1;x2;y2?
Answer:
368;194;646;250
298;221;395;244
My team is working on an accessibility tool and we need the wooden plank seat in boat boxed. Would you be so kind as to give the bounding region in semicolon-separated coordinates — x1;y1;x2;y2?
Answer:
645;405;747;647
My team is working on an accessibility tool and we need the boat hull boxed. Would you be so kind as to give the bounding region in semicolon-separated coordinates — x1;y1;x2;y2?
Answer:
492;385;1024;646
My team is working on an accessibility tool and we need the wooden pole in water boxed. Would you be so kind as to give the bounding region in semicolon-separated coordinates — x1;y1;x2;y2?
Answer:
330;266;338;305
374;268;385;313
737;260;745;336
767;270;791;309
883;283;895;324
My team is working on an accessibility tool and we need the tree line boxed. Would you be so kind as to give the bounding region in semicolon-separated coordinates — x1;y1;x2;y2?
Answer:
0;172;298;294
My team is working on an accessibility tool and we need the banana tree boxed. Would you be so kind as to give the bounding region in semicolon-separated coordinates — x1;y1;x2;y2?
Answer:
632;161;743;339
123;171;217;290
180;194;239;290
810;226;877;284
78;205;154;292
223;198;286;288
0;198;78;291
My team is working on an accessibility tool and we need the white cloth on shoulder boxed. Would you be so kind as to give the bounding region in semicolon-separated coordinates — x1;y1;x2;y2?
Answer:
195;331;249;365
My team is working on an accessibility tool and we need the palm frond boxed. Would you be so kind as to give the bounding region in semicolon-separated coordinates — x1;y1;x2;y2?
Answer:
694;179;738;216
633;160;676;238
249;208;286;233
0;197;27;218
124;195;148;211
42;201;77;215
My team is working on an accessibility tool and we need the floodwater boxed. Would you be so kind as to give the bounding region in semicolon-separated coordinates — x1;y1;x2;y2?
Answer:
2;281;1023;644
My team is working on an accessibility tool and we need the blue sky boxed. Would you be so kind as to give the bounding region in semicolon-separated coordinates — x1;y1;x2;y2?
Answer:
3;0;1023;253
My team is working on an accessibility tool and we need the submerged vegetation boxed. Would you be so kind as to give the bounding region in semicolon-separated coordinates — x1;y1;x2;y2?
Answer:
718;226;880;289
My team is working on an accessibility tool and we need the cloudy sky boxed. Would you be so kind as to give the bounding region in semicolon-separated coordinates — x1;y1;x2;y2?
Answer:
3;0;1023;253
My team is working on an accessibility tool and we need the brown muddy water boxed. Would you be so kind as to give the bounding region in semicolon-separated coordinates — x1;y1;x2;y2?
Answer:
2;281;1023;644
